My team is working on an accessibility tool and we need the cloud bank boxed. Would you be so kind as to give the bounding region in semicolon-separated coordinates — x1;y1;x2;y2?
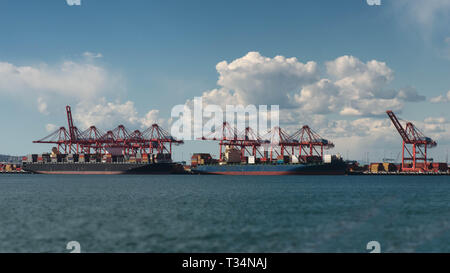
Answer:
0;57;161;131
0;60;109;105
197;52;425;118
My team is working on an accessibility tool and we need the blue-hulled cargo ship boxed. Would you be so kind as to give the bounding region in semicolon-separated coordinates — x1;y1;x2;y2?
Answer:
191;162;347;175
190;153;348;175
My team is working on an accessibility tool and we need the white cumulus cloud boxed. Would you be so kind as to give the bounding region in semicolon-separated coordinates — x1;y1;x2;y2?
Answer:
73;99;163;130
296;55;419;117
0;60;108;100
193;53;424;120
45;123;58;133
396;87;426;102
424;117;447;124
83;51;103;59
37;97;49;115
430;90;450;103
66;0;81;6
211;51;319;107
294;79;340;114
140;109;163;128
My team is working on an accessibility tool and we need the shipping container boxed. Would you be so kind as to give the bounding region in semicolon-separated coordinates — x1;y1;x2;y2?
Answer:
370;163;384;173
248;156;255;164
382;162;397;172
431;163;448;172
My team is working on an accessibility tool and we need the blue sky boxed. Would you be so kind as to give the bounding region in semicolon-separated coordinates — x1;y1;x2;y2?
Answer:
0;0;449;162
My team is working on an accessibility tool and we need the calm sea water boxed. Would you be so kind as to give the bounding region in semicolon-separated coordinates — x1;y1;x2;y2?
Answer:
0;174;449;253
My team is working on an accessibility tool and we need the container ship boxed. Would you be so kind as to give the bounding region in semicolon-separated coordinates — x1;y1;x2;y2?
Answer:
190;153;347;175
189;124;349;175
22;105;186;175
22;152;185;175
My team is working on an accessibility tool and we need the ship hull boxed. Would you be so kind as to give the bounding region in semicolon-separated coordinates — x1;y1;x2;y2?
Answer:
22;162;185;175
191;162;347;175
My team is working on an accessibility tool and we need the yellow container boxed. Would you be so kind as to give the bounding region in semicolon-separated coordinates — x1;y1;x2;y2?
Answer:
382;163;396;172
370;163;381;173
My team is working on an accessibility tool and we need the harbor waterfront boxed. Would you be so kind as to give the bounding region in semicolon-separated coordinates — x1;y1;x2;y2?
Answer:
0;174;448;253
11;106;447;175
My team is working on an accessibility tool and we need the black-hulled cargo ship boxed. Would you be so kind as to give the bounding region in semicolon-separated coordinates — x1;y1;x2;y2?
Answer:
23;105;188;175
22;153;186;175
22;162;184;174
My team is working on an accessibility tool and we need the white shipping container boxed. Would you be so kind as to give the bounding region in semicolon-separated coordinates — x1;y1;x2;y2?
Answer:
324;154;332;163
291;155;299;164
248;156;255;164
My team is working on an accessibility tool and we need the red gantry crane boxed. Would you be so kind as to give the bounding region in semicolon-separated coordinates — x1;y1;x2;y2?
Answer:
199;123;335;164
289;125;335;161
200;123;303;163
33;105;183;158
261;126;294;161
33;126;73;154
237;126;265;161
386;110;437;172
199;122;258;162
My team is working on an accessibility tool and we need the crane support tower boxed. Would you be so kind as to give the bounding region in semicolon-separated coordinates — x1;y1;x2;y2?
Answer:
199;122;265;162
289;125;335;159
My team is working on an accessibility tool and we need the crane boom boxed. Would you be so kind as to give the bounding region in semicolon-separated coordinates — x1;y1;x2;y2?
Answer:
386;110;409;142
66;105;76;141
